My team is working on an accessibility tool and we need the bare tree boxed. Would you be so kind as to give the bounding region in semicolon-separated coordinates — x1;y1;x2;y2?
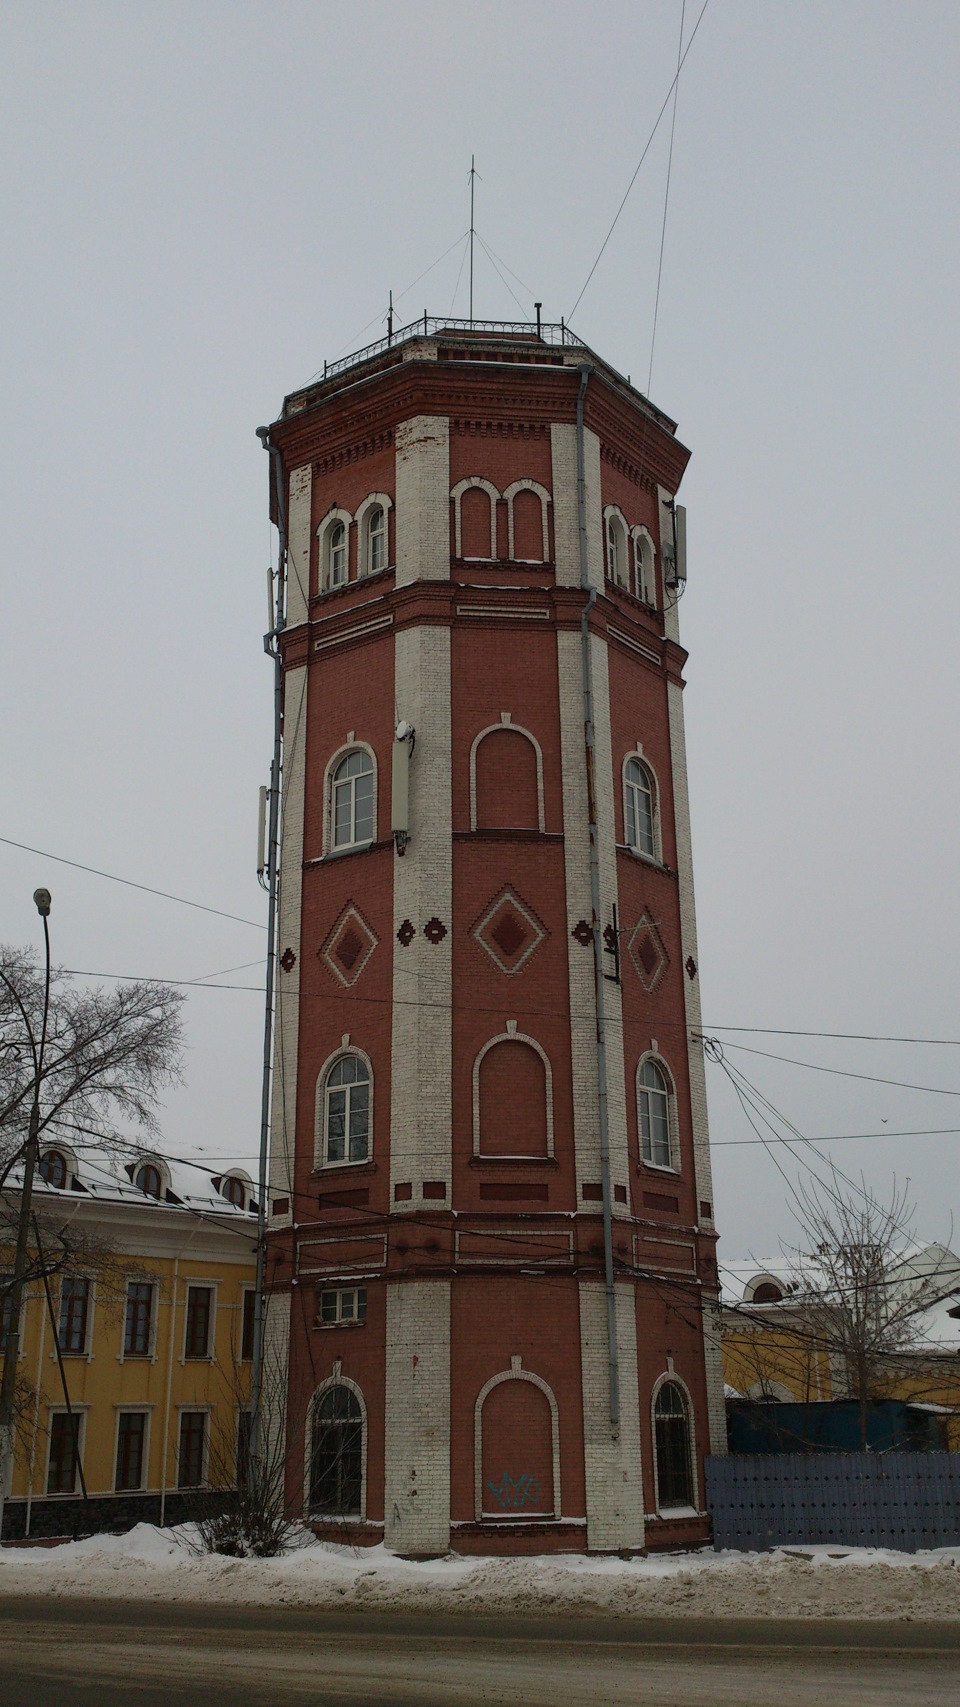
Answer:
779;1176;958;1449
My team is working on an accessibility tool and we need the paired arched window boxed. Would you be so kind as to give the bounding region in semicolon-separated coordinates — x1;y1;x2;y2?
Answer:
39;1149;68;1189
632;526;656;604
309;1384;364;1515
451;478;500;559
318;512;351;590
605;509;629;587
638;1057;676;1170
318;497;392;592
319;1052;371;1166
654;1380;695;1511
624;756;657;859
331;749;375;850
502;480;552;563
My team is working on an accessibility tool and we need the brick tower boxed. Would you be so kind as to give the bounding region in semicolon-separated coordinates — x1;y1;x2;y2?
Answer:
260;319;725;1557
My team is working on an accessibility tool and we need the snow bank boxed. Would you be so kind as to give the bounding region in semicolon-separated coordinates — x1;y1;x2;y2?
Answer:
2;1524;959;1619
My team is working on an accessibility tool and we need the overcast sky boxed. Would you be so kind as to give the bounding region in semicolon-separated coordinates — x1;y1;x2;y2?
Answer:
2;1;958;1266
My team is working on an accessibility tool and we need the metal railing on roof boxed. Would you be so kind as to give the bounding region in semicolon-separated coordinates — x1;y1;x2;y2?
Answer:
319;314;583;385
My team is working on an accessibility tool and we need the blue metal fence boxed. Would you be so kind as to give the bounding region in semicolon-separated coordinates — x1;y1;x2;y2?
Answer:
705;1451;960;1552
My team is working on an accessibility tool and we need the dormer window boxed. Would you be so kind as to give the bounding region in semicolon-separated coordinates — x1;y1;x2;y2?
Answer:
136;1163;162;1199
221;1175;247;1209
39;1149;68;1189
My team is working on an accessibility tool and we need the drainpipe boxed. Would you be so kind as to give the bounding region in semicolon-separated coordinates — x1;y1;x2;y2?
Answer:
250;426;288;1479
575;363;620;1434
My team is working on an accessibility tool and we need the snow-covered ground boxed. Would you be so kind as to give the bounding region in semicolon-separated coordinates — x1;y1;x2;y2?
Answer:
2;1524;959;1620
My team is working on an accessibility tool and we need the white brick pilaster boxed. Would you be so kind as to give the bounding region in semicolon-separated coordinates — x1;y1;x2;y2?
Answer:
395;415;450;586
550;421;603;590
286;464;312;628
383;1280;451;1555
579;1281;645;1551
269;663;307;1228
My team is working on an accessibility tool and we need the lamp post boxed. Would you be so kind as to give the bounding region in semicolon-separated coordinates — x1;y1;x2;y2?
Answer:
0;889;52;1542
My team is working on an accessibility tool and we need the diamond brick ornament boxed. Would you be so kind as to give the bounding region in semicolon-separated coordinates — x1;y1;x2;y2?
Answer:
473;887;547;976
320;905;378;988
627;911;668;994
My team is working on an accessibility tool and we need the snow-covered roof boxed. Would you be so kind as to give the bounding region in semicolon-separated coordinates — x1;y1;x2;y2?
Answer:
722;1243;960;1353
5;1140;257;1220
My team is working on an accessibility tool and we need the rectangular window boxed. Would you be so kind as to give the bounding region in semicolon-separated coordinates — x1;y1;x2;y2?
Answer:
240;1289;256;1362
184;1286;212;1359
318;1287;367;1326
47;1412;82;1494
123;1282;154;1357
115;1412;147;1491
178;1411;207;1489
0;1276;14;1352
58;1277;90;1354
236;1409;252;1489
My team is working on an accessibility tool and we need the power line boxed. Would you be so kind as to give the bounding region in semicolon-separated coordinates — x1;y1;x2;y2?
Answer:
568;0;713;321
709;1026;960;1047
713;1126;960;1149
708;1038;960;1100
0;837;266;932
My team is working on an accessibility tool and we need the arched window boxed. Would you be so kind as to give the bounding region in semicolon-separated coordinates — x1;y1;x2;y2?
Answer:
475;1359;560;1522
632;527;656;604
604;509;628;587
654;1381;694;1510
328;521;347;587
751;1282;784;1305
477;1039;550;1157
638;1058;673;1169
309;1385;363;1515
624;757;656;858
451;478;500;559
39;1150;68;1189
503;480;552;563
364;505;385;575
473;727;541;831
136;1163;162;1199
321;1054;371;1166
220;1175;247;1209
331;749;375;849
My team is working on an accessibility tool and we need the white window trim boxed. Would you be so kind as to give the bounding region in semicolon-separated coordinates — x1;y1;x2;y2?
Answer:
38;1143;78;1191
132;1153;170;1201
630;524;657;605
622;748;662;864
469;714;546;833
55;1274;95;1361
354;492;393;578
175;1403;212;1491
218;1169;252;1211
650;1369;700;1516
305;1372;367;1521
472;1024;554;1158
316;507;353;592
180;1280;218;1364
113;1405;153;1493
316;1285;368;1327
118;1274;160;1363
0;1273;29;1363
474;1356;561;1522
44;1405;89;1498
603;504;629;588
322;741;378;857
637;1051;680;1174
502;479;552;562
450;476;500;560
314;1043;375;1170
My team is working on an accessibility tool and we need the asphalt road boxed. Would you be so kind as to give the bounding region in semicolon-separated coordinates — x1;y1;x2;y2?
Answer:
1;1598;959;1706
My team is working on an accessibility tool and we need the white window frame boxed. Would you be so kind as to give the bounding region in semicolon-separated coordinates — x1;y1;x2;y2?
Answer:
623;751;661;862
603;505;629;588
502;479;552;562
317;507;353;592
0;1270;28;1363
37;1144;78;1190
317;1286;368;1327
56;1274;94;1359
113;1405;153;1493
314;1045;374;1170
637;1052;680;1174
175;1404;212;1490
323;743;378;856
650;1370;700;1517
181;1281;218;1363
631;524;657;605
119;1275;159;1362
45;1405;89;1497
218;1170;251;1211
450;477;500;560
354;492;393;578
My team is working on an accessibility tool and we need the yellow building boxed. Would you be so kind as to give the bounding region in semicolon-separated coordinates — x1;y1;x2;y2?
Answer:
1;1141;257;1540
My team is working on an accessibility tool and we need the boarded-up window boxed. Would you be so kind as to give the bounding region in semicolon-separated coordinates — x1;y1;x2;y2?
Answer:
479;1040;548;1156
460;486;495;558
481;1378;555;1517
512;488;544;561
474;729;539;830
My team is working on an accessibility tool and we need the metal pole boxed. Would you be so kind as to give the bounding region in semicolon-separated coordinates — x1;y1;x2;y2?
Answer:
0;893;52;1541
469;155;475;323
248;433;287;1480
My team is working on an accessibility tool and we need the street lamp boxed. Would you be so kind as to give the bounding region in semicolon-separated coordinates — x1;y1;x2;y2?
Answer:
0;890;52;1541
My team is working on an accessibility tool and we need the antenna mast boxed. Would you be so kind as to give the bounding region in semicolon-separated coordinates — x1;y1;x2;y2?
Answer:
469;155;476;322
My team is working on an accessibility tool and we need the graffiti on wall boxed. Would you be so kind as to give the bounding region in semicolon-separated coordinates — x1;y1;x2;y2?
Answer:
485;1471;543;1512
